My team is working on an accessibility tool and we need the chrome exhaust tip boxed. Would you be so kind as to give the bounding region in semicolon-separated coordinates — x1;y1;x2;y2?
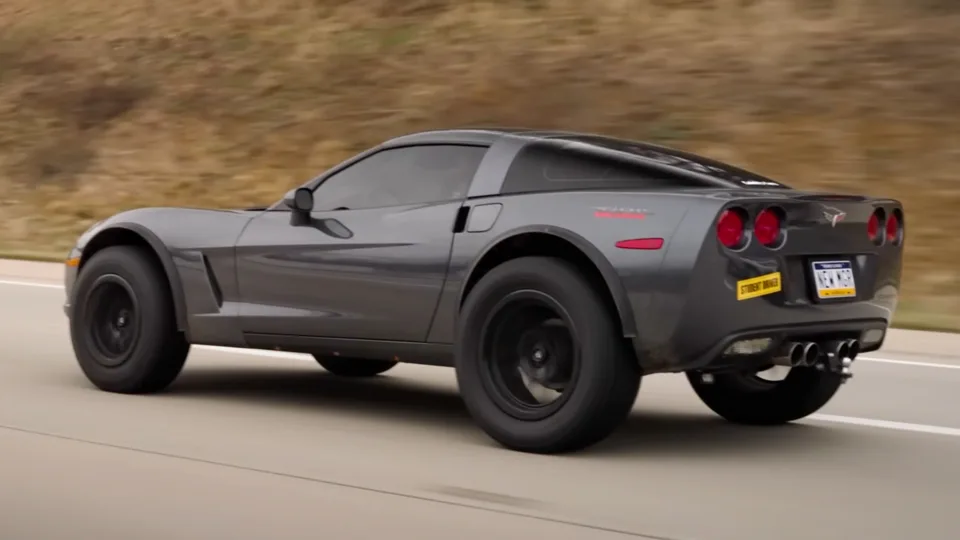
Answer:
801;342;820;367
822;340;850;362
772;342;804;367
836;341;850;361
846;339;860;361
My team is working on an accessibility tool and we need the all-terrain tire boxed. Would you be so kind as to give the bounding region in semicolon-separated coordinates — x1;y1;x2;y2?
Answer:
686;367;843;425
455;256;641;454
69;245;190;394
313;355;398;377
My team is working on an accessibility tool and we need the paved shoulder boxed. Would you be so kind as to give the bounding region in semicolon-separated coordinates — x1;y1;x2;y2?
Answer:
877;328;960;362
0;258;64;283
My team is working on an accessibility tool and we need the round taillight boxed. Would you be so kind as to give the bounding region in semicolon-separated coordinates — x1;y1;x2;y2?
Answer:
886;211;900;243
754;208;782;247
867;212;880;243
717;209;745;249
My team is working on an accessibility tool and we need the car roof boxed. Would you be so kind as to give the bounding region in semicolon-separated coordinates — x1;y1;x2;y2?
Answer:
382;128;528;146
383;127;592;145
383;128;786;188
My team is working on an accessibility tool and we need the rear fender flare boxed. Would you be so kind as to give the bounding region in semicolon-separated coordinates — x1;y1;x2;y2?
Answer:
459;225;637;338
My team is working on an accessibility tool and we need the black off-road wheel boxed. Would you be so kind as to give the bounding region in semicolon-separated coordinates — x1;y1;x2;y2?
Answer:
686;364;843;425
455;256;641;454
69;246;190;394
312;355;398;377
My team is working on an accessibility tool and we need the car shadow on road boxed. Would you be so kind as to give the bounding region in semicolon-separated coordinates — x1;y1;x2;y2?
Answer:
164;365;849;460
167;364;475;422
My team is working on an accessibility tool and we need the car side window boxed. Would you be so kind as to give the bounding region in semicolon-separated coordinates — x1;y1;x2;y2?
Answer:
311;144;488;211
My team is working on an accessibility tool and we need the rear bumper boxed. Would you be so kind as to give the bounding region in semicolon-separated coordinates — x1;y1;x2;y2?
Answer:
629;263;898;373
661;318;888;374
625;215;900;374
634;308;889;373
633;302;893;375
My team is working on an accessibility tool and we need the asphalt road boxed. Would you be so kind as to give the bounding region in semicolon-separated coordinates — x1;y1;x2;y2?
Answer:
1;266;959;540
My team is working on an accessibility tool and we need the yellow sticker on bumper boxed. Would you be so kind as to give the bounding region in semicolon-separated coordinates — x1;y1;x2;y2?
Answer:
736;272;782;301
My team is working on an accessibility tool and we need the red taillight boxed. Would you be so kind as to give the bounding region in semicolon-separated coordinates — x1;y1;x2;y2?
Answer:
867;212;880;243
754;208;782;247
717;209;745;249
886;211;900;243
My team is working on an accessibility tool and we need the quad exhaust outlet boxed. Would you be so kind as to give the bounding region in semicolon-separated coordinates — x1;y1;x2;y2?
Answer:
771;339;859;381
701;337;862;386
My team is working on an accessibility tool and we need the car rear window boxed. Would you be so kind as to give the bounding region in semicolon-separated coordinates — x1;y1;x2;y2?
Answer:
562;135;787;189
500;141;715;195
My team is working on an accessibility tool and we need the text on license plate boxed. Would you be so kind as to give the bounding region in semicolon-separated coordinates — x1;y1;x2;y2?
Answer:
812;260;856;299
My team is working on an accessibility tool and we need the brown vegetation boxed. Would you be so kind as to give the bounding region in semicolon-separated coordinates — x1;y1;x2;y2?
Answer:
1;0;958;327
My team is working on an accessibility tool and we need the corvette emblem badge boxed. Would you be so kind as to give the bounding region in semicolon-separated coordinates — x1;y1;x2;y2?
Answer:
822;206;846;228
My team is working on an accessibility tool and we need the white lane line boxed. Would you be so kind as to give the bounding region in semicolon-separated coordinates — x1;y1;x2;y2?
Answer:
195;344;960;371
0;279;64;289
4;278;960;439
197;346;960;372
200;346;960;439
858;356;960;370
198;345;308;360
198;346;960;439
809;414;960;438
4;279;960;371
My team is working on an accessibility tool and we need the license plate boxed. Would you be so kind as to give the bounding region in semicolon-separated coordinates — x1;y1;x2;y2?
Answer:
811;260;856;299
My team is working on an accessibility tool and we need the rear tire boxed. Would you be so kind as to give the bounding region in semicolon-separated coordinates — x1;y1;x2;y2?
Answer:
455;256;641;454
686;366;843;425
313;355;398;377
69;245;190;394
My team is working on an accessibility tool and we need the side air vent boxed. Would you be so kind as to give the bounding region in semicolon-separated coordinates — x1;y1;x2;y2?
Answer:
453;206;470;233
200;254;223;307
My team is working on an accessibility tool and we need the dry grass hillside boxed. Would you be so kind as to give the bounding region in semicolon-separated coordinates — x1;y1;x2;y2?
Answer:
1;0;958;327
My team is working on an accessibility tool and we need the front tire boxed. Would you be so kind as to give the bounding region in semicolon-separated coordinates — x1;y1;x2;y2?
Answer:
686;365;843;425
313;355;398;377
69;246;190;394
455;256;641;454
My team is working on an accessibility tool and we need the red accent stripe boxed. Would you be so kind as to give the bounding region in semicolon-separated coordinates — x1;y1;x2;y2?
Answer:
594;211;646;220
615;238;664;250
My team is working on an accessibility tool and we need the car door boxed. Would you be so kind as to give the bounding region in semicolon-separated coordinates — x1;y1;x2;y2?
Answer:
234;143;488;343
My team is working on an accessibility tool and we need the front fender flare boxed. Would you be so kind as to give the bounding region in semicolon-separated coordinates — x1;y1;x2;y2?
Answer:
80;222;189;334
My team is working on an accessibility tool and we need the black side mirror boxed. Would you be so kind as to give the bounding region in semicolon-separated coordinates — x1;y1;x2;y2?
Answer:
283;187;314;225
283;187;314;212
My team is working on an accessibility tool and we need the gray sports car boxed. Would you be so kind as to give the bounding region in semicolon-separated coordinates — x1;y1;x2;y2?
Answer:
62;128;905;454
